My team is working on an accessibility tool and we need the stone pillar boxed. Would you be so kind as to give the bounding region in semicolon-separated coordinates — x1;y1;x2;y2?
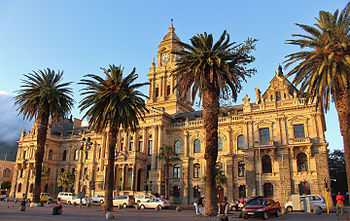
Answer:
142;127;147;153
245;150;257;197
157;126;163;169
121;165;126;191
243;121;249;149
151;126;159;170
184;131;189;156
225;159;234;202
248;121;254;148
280;117;288;145
228;127;232;154
275;117;282;145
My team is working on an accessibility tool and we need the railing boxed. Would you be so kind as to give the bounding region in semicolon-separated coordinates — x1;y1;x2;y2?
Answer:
256;140;275;147
169;115;243;129
288;137;310;144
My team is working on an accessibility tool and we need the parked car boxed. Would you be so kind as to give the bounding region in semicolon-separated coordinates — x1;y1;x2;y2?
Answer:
67;196;92;205
57;192;74;202
112;195;135;208
138;198;170;209
134;194;154;203
241;197;281;220
29;193;49;202
284;194;326;212
90;195;104;203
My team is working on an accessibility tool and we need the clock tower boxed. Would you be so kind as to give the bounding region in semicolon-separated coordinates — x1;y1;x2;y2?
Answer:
146;20;193;114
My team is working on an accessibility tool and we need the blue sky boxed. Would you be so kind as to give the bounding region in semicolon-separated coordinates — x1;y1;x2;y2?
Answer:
0;0;347;150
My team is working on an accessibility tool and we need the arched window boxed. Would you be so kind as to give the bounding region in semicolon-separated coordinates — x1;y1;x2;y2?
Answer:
237;135;245;149
193;164;201;178
17;183;22;192
297;153;308;172
29;183;34;193
62;150;67;161
299;181;311;195
174;140;181;154
262;155;272;173
218;137;223;151
74;149;79;161
173;165;181;178
238;161;245;177
194;139;201;153
263;183;273;197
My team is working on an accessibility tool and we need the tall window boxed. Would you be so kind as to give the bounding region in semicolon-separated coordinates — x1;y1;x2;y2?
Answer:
218;137;223;151
194;139;201;153
299;181;311;195
167;85;171;96
174;140;181;154
263;183;274;197
139;141;143;152
29;183;34;193
238;161;245;177
293;124;305;138
48;150;53;160
275;92;281;101
129;142;134;151
23;151;28;160
62;150;67;161
74;149;79;160
239;185;246;198
173;165;181;178
297;153;308;172
148;140;153;155
120;143;124;151
193;164;201;178
262;155;272;173
17;183;22;192
155;88;159;97
237;135;245;149
259;128;270;142
193;186;200;198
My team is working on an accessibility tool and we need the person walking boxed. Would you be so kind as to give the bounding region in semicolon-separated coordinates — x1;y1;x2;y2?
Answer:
218;197;229;221
336;192;345;216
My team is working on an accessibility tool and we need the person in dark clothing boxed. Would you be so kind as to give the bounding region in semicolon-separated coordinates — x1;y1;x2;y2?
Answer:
52;198;63;215
218;197;229;221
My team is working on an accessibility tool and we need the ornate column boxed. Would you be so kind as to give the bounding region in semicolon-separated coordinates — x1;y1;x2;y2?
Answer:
184;131;189;157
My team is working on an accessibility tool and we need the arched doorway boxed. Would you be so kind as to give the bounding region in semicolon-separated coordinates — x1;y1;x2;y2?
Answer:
137;169;144;191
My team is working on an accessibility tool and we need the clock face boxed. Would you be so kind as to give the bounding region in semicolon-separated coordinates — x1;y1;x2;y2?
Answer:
162;53;170;62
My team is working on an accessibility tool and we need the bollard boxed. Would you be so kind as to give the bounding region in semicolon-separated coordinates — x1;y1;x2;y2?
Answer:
176;206;182;212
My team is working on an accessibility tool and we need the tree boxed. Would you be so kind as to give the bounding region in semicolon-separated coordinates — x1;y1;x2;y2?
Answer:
79;65;148;211
57;171;75;191
0;181;11;190
32;166;50;179
329;149;348;195
14;69;74;203
157;145;181;199
173;31;256;216
284;3;350;193
203;167;227;189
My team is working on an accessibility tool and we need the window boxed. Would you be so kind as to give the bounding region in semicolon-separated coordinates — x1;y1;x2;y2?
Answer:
74;149;79;160
3;168;11;178
48;150;53;160
139;141;143;152
237;135;245;149
218;137;223;151
148;140;153;155
174;140;181;154
238;161;245;177
193;186;200;198
167;85;171;96
121;143;124;152
193;164;200;178
62;150;67;161
239;185;246;198
17;183;22;192
263;183;273;197
299;181;311;195
216;162;224;174
275;92;281;101
20;169;23;178
173;165;181;178
129;142;133;151
297;153;308;172
293;124;305;138
29;183;34;193
259;128;270;142
194;139;201;153
262;155;272;173
155;88;159;97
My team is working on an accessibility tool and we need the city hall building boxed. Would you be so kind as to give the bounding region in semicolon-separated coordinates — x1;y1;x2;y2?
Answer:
10;23;330;205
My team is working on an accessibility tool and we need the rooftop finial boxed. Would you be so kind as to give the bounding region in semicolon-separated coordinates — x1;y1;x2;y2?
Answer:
169;18;175;32
278;64;283;76
152;57;155;67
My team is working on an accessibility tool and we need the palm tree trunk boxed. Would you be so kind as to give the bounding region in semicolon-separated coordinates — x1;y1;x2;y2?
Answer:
334;90;350;193
202;88;219;216
33;110;49;203
104;128;118;211
165;163;169;199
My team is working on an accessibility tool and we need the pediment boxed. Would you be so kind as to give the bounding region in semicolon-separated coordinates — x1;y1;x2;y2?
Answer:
288;115;309;122
255;119;274;126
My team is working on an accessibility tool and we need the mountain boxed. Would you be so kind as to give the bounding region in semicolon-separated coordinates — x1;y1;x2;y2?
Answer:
0;141;18;161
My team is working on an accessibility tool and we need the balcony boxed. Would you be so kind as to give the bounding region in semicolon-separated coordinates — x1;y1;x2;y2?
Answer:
255;140;275;147
288;137;310;145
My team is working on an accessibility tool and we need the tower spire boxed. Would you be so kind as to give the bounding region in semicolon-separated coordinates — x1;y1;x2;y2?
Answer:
169;18;175;32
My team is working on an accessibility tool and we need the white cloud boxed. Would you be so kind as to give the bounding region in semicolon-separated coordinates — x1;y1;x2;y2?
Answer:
0;92;32;144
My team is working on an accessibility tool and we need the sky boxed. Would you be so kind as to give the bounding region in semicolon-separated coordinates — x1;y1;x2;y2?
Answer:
0;0;347;150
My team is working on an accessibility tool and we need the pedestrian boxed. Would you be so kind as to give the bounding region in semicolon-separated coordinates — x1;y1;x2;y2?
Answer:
218;196;229;221
336;192;345;216
198;196;204;215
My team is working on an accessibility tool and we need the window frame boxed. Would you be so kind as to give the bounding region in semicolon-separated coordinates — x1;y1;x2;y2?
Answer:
193;163;201;178
262;155;272;173
173;164;181;179
194;139;201;153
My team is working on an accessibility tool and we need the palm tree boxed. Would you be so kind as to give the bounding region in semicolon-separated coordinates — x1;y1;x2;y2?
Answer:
15;69;73;203
57;171;75;192
79;64;148;211
157;145;181;199
284;3;350;192
173;31;256;216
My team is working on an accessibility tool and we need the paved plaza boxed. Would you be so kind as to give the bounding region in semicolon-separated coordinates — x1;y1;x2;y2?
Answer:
0;201;349;221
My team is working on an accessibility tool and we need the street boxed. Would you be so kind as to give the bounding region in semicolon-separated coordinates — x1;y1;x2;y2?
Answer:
0;201;348;221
